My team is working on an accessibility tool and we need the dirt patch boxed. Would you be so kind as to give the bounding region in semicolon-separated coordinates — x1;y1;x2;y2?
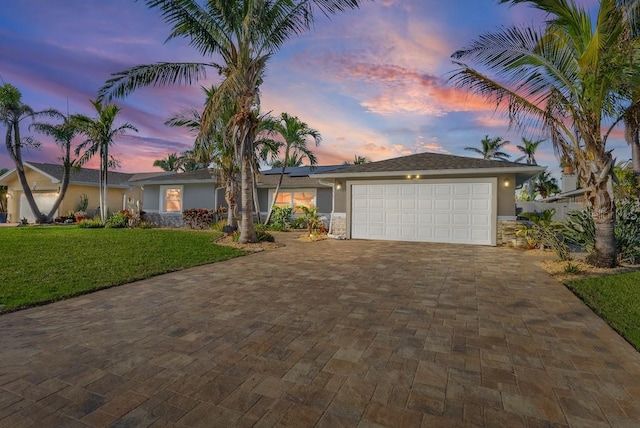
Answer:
296;233;328;242
213;234;284;252
521;248;640;281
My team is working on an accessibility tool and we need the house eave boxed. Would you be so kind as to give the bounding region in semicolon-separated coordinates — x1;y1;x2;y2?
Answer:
311;166;546;180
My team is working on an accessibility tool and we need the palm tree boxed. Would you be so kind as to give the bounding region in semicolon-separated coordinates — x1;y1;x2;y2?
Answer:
153;152;183;172
450;0;640;267
0;83;60;223
29;115;81;221
98;0;366;243
464;135;511;160
74;100;137;222
343;154;369;165
165;86;240;227
619;1;640;176
260;112;321;225
515;137;543;165
534;171;560;199
0;168;8;216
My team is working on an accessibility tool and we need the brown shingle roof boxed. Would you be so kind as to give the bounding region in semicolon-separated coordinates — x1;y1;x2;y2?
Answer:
316;152;534;175
255;174;330;188
128;168;215;184
27;162;136;186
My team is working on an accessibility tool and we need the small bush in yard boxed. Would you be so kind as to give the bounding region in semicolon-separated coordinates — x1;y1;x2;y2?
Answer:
105;211;128;228
137;221;155;229
256;230;275;242
517;209;570;261
269;206;293;230
183;209;216;229
77;219;104;229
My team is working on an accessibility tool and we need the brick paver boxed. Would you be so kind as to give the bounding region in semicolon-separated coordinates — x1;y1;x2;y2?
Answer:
1;235;640;427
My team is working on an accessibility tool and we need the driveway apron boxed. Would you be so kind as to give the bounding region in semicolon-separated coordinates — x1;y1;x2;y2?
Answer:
1;237;639;427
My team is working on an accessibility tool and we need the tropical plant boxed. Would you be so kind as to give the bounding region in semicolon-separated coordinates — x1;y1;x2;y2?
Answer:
464;135;511;160
153;152;183;171
75;194;89;213
299;205;323;235
0;83;62;223
344;154;370;165
515;137;543;165
74;100;137;223
533;171;560;199
517;209;569;260
563;201;640;264
104;211;129;229
260;112;321;224
450;0;640;267
165;85;240;227
269;205;293;231
613;160;640;201
98;0;366;243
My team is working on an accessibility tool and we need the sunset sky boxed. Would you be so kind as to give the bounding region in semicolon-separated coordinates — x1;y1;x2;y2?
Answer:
1;0;627;177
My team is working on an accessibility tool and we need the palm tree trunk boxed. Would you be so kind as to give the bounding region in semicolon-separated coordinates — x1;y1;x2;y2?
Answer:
632;132;640;176
585;160;617;267
264;167;286;225
45;143;72;221
7;121;42;223
239;151;257;243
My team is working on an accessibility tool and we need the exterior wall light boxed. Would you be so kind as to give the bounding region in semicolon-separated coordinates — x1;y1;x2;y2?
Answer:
336;182;342;190
503;178;510;187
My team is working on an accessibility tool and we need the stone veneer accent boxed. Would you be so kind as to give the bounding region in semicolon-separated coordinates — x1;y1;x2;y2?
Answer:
497;219;526;247
146;212;184;228
329;212;347;238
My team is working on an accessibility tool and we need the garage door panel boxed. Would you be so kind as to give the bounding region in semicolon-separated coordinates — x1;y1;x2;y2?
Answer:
351;181;494;245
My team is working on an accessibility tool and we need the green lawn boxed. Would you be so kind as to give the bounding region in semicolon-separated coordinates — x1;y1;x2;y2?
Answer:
0;226;245;311
567;271;640;350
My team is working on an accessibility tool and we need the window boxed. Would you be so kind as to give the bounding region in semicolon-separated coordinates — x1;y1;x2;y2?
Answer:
161;186;183;212
271;189;316;213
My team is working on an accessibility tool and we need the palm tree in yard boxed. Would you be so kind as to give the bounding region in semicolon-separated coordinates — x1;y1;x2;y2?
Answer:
450;0;640;267
74;100;137;222
0;83;61;223
515;137;543;165
153;152;183;171
260;112;321;225
464;135;511;160
29;115;82;221
98;0;367;243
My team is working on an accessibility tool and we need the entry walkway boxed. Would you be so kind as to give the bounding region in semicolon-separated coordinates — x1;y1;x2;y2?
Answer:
1;237;639;427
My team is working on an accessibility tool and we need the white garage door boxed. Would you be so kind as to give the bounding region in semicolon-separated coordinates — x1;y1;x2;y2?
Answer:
20;192;58;223
351;180;495;245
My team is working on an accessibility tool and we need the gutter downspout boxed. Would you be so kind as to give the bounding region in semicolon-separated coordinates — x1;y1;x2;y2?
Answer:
318;179;346;239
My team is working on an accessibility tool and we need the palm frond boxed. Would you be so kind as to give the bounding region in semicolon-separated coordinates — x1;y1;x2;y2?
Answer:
99;62;209;101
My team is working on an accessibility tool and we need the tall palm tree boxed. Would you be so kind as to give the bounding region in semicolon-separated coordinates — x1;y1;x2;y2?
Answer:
515;137;543;165
260;112;321;225
0;167;8;215
29;115;81;221
165;86;240;227
464;135;511;160
0;83;60;223
98;0;366;243
153;152;183;171
74;100;137;222
451;0;640;267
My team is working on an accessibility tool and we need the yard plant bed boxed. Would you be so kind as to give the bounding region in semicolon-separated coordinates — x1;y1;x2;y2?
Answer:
0;227;245;311
567;271;640;351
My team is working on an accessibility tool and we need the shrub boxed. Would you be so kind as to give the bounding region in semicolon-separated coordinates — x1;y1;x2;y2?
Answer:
183;208;216;229
210;220;227;232
517;209;570;261
563;200;640;264
77;219;104;229
299;206;324;235
253;222;268;233
290;216;306;229
137;221;155;229
256;230;275;242
105;211;129;229
269;206;293;230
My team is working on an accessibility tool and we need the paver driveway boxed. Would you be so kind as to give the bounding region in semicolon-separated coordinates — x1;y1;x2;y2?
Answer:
1;236;640;427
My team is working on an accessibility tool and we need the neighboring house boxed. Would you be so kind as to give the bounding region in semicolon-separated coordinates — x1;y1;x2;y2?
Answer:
0;162;160;223
128;169;219;227
311;152;544;246
131;165;349;227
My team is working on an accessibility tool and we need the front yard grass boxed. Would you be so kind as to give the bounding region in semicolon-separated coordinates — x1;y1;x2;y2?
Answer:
0;226;245;311
567;271;640;351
